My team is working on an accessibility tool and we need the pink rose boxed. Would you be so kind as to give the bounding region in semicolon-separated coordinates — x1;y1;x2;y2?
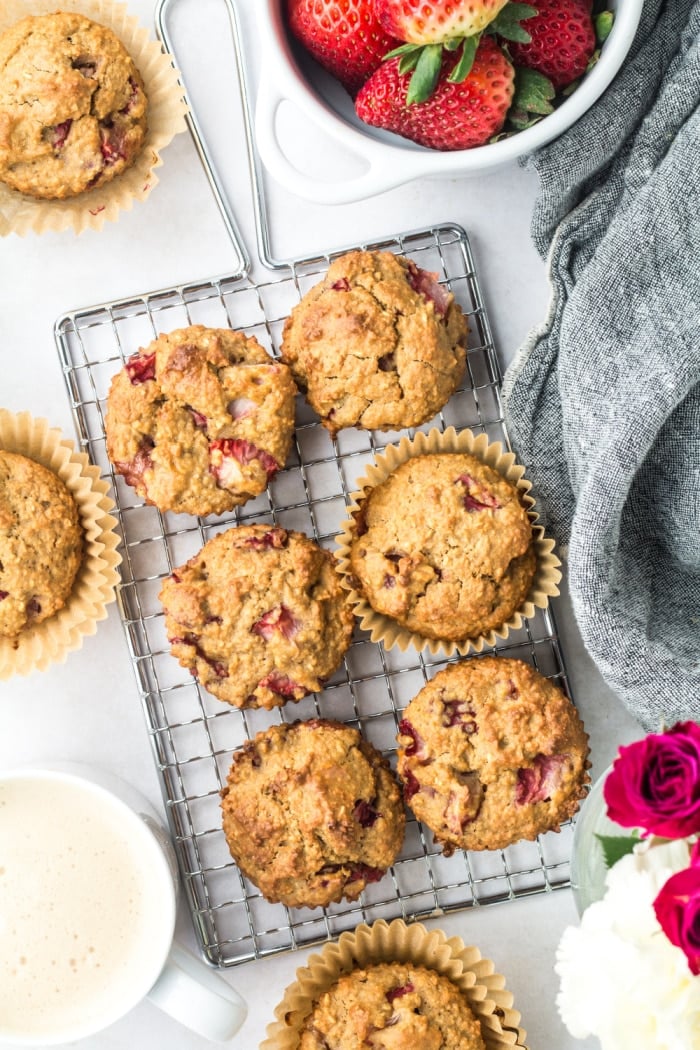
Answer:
654;842;700;975
603;721;700;838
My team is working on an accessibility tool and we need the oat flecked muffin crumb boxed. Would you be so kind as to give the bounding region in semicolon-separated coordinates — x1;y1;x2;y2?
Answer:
160;525;354;708
298;962;485;1050
281;250;468;435
397;656;590;853
106;325;297;517
0;12;148;200
0;450;82;640
221;719;405;908
349;452;536;643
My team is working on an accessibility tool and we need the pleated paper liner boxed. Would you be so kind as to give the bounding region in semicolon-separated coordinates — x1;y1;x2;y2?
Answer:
261;918;528;1050
335;426;561;656
0;410;121;676
0;0;188;236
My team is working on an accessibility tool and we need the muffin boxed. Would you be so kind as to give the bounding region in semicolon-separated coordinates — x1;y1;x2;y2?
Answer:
160;525;354;708
262;918;528;1050
0;12;148;200
280;250;468;435
105;325;297;517
221;719;406;908
348;451;536;643
397;657;590;853
298;962;485;1049
0;450;82;640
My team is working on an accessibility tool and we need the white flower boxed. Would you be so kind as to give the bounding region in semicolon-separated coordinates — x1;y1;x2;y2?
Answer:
556;839;700;1049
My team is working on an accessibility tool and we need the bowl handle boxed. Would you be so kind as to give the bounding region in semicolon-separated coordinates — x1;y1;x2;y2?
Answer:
254;73;433;205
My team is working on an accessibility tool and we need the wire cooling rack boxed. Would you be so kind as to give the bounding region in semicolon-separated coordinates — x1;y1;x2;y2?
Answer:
55;223;575;968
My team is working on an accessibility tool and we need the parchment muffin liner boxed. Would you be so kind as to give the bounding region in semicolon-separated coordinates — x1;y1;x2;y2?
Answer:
335;426;561;657
261;917;529;1050
0;409;121;676
0;0;188;236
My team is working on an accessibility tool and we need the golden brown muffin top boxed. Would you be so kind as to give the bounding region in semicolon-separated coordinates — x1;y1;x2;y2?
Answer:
397;656;590;852
299;963;485;1050
0;12;147;199
0;450;82;638
349;452;536;641
221;719;405;908
160;525;354;709
106;325;297;517
281;251;467;434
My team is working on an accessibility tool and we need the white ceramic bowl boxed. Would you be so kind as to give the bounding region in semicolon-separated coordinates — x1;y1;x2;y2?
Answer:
254;0;643;203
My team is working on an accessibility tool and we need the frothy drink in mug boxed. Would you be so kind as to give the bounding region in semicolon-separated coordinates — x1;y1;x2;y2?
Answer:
0;769;246;1045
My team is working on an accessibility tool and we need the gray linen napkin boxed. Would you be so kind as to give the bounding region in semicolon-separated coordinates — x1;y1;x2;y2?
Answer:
502;0;700;730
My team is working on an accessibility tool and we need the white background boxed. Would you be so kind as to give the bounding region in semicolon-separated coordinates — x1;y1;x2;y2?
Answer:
0;1;642;1047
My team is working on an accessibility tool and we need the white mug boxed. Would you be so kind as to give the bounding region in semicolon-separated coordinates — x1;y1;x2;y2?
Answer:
0;767;247;1046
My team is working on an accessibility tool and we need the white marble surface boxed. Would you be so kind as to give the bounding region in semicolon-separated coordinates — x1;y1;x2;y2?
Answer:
0;1;644;1047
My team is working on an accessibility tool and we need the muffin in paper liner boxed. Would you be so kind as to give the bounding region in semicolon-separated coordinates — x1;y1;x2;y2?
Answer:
261;917;528;1050
0;409;121;676
0;0;188;236
335;426;561;657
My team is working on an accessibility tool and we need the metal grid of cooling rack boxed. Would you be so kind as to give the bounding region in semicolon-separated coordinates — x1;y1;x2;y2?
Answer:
55;223;575;968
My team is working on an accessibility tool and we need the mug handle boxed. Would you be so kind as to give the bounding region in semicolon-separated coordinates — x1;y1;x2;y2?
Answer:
147;944;247;1041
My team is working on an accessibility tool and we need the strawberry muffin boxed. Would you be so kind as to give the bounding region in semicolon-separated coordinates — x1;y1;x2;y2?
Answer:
348;452;536;643
105;326;297;517
0;12;148;200
297;962;485;1050
397;657;590;853
280;250;467;435
0;451;82;640
221;719;405;908
160;525;354;709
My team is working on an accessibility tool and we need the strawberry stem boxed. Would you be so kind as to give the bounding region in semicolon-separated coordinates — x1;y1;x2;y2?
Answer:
595;11;614;43
398;50;422;75
383;0;542;107
487;2;537;43
507;66;555;129
447;36;479;84
407;43;443;105
384;42;422;61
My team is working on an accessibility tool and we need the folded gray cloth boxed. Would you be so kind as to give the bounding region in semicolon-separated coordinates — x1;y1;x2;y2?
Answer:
502;0;700;731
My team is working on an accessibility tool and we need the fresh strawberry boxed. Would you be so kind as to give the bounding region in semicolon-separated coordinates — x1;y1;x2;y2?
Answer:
505;0;596;89
355;37;514;150
375;0;510;44
376;3;534;106
287;0;400;97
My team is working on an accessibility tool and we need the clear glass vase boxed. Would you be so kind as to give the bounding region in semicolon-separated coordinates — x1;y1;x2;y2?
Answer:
570;766;626;915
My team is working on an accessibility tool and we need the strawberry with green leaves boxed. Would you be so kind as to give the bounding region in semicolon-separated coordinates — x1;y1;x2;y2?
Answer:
355;36;515;150
504;0;596;89
375;0;511;43
287;0;400;97
374;2;536;106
